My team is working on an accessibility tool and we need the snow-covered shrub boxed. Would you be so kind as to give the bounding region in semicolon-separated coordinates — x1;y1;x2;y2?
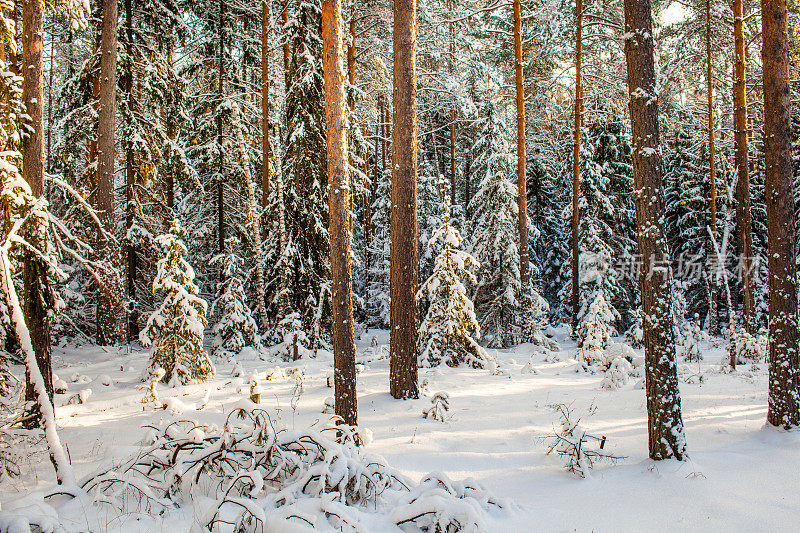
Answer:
520;288;558;350
140;220;214;385
593;343;642;389
600;356;634;390
544;404;621;478
209;251;260;358
269;312;313;360
679;314;703;362
31;406;506;531
418;186;492;369
577;294;614;370
730;327;766;364
392;472;507;532
624;308;643;348
249;371;263;403
422;392;450;422
140;367;165;405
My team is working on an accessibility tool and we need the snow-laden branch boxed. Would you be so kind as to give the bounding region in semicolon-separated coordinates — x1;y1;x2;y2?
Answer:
0;217;74;485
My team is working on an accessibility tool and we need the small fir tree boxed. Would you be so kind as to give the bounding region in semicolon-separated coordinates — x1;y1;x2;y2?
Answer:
578;293;614;370
209;249;260;357
468;100;521;348
418;183;489;368
140;220;213;384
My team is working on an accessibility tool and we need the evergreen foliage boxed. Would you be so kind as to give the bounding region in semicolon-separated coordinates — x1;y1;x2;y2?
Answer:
140;221;213;384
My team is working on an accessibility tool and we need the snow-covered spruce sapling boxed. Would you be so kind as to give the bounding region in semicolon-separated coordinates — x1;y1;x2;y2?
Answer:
249;371;262;404
209;250;260;358
544;403;622;478
269;312;313;361
467;99;523;348
417;182;491;369
680;314;703;363
578;293;614;371
624;308;643;348
730;327;765;365
422;392;450;422
140;368;165;406
519;286;558;350
140;220;214;385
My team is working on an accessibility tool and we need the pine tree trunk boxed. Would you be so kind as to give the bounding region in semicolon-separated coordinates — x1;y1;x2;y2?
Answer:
21;0;53;426
283;0;290;88
323;0;358;425
347;0;356;107
513;0;528;295
87;4;100;204
762;0;800;429
46;25;52;177
390;0;419;400
165;45;175;212
9;1;18;76
706;0;719;336
124;0;139;342
262;0;271;216
623;0;686;460
381;97;387;171
733;0;754;337
464;148;471;214
96;0;122;345
571;0;582;334
234;110;268;332
217;0;226;257
448;6;456;205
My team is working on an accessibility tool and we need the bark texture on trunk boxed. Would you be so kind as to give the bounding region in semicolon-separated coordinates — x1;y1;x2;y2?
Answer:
262;0;271;214
571;0;582;334
347;0;355;95
124;0;139;342
623;0;686;460
706;0;719;336
762;0;800;429
217;0;226;257
448;6;456;205
96;0;122;345
512;0;528;295
22;0;53;423
323;0;358;425
733;0;754;340
389;0;419;400
283;0;290;87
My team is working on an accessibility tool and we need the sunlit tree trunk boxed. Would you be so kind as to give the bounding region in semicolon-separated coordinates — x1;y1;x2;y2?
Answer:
389;0;419;399
733;0;754;340
262;0;271;216
762;0;800;429
571;0;582;334
512;0;528;295
323;0;358;424
706;0;719;335
96;0;123;344
623;0;686;460
21;0;53;425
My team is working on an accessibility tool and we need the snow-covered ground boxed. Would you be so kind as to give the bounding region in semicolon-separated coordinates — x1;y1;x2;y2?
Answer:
2;328;798;531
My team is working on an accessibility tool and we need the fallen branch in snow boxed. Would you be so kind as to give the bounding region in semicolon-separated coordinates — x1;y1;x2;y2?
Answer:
543;403;624;478
0;213;74;485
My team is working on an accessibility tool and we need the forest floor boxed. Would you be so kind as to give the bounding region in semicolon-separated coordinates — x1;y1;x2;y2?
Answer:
1;327;798;532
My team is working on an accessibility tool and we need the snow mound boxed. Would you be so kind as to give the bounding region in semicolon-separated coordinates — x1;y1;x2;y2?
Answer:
10;406;507;532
